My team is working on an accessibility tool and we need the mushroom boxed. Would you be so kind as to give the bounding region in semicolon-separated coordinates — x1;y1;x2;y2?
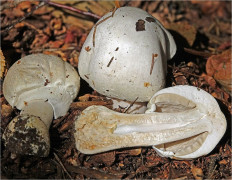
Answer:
78;6;176;113
74;85;226;159
3;54;80;156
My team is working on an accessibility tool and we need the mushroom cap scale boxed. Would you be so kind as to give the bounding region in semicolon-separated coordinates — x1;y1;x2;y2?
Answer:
3;54;80;118
78;7;176;102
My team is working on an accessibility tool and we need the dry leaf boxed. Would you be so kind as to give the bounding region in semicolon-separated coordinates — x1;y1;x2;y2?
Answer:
117;148;142;156
206;49;232;95
165;21;197;47
191;165;203;180
201;73;217;89
1;104;13;118
191;1;230;18
90;151;116;167
0;49;6;78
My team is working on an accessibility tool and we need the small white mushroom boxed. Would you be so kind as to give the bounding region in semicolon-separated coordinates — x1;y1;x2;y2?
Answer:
78;7;176;113
3;54;80;156
74;85;226;159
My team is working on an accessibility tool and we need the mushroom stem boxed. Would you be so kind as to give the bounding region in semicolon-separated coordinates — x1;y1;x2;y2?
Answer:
20;99;54;128
74;104;211;155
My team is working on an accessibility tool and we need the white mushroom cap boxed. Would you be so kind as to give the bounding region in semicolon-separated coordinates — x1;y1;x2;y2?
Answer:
3;53;80;119
78;7;176;102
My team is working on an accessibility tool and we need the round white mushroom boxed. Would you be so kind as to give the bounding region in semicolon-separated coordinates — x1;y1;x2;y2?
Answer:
78;6;176;113
3;54;80;156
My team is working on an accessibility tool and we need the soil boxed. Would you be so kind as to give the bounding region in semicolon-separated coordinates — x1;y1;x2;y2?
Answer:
1;1;231;179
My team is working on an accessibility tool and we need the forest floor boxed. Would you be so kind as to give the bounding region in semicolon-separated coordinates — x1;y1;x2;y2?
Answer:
1;1;231;179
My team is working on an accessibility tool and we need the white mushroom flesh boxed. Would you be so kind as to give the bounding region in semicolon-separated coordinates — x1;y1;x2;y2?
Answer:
78;7;176;102
74;85;226;159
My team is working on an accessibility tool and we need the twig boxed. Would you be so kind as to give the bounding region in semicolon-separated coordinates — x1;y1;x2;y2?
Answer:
53;113;70;128
184;48;214;58
53;153;73;180
93;15;112;47
65;163;124;179
44;0;101;20
2;1;46;33
107;57;114;67
92;7;118;47
168;65;201;78
70;100;112;110
123;97;139;113
150;53;158;75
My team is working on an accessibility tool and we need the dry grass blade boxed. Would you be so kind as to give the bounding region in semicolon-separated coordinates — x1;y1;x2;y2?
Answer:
53;153;73;180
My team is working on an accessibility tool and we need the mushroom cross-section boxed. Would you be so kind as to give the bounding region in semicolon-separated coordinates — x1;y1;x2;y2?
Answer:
74;85;226;159
78;6;176;113
3;54;80;156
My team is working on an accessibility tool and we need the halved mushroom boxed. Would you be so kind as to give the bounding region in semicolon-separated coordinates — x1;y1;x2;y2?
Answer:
74;85;226;159
78;6;176;113
3;54;80;157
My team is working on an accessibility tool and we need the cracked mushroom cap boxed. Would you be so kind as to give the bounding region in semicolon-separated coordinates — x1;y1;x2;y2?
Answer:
78;6;176;102
3;54;80;119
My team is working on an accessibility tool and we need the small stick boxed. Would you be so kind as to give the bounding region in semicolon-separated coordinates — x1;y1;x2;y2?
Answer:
150;53;157;75
45;0;101;20
93;15;112;47
53;153;73;180
2;1;46;33
92;8;118;47
168;65;201;78
107;57;114;67
184;48;214;58
70;101;112;110
123;97;139;113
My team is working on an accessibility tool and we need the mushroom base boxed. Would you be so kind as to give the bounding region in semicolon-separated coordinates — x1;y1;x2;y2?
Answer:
3;115;50;157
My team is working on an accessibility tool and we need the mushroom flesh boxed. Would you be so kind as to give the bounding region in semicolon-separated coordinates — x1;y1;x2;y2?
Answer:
3;54;80;156
74;85;226;159
78;6;176;113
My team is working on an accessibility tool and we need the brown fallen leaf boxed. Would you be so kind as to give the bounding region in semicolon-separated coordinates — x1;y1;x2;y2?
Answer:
0;49;6;78
206;49;232;95
64;26;82;44
201;73;217;89
191;1;230;18
218;159;228;165
1;104;13;118
116;148;142;156
218;41;231;51
78;94;103;102
70;100;112;110
90;151;116;167
165;21;197;47
191;165;203;180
